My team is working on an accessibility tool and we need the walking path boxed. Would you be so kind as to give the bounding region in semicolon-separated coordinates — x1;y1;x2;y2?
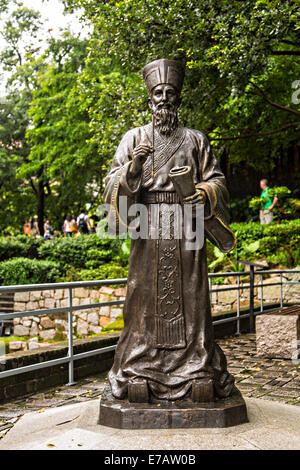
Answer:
0;333;299;449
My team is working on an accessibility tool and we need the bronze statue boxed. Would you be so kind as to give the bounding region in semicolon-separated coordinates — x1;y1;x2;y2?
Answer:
101;59;247;427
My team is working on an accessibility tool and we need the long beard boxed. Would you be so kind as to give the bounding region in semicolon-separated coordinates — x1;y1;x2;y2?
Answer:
151;104;178;136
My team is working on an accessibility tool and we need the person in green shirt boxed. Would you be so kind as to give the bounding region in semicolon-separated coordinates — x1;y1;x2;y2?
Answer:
259;178;278;224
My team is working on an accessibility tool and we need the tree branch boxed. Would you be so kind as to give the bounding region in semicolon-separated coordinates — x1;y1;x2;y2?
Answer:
210;122;300;141
280;39;299;47
29;178;37;195
249;81;300;117
45;181;51;196
270;50;300;56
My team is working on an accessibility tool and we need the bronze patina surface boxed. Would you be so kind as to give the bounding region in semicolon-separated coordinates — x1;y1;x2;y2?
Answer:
99;385;248;429
100;58;248;428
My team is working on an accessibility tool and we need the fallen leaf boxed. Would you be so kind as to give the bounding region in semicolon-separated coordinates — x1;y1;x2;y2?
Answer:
37;409;46;413
46;443;56;447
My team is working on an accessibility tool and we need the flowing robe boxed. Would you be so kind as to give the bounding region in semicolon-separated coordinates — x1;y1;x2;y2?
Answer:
104;123;236;400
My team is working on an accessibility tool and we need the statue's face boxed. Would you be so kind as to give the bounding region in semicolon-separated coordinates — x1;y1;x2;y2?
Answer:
149;83;181;134
150;84;180;108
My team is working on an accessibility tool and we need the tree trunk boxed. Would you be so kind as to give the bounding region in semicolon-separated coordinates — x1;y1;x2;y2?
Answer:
37;180;45;236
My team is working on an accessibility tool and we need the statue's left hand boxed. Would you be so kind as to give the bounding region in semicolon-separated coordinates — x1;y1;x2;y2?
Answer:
183;189;206;206
183;189;206;216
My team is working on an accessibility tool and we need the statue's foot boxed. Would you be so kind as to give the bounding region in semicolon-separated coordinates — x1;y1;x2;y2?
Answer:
128;378;149;403
192;378;214;403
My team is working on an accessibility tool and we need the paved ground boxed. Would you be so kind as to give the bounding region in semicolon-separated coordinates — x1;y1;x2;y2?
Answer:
0;333;299;444
1;396;300;450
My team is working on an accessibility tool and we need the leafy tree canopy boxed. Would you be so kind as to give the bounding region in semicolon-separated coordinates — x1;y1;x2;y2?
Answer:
65;0;300;168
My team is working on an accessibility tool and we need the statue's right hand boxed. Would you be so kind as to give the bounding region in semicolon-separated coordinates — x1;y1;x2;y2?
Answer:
132;144;153;162
130;144;153;175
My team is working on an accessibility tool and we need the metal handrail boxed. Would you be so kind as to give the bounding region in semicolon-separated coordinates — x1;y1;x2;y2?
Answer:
0;268;299;384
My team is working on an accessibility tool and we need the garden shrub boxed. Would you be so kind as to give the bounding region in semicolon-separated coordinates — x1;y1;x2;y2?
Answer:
0;220;298;285
101;314;124;334
231;220;299;267
206;220;300;271
0;257;60;285
36;234;126;272
0;236;42;261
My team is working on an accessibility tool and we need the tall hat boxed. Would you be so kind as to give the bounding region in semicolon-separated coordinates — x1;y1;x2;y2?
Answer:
142;58;185;94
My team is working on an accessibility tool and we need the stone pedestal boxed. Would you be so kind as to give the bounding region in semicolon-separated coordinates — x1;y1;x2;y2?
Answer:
256;306;300;359
99;386;248;429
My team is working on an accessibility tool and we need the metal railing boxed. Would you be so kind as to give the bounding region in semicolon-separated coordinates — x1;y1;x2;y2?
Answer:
0;279;127;384
210;265;299;334
0;266;299;385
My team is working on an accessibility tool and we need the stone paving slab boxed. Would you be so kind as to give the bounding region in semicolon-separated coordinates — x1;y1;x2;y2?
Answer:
1;397;300;450
0;333;299;441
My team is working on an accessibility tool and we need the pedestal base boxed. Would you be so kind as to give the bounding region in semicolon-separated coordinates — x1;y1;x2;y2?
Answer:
99;386;248;429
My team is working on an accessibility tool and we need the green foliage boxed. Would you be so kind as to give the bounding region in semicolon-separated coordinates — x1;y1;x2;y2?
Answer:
268;186;291;198
235;220;300;266
249;197;263;212
22;32;101;229
0;233;129;284
1;335;30;354
1;1;299;233
249;186;300;220
36;234;119;270
207;219;300;270
66;0;300;173
59;262;128;282
0;235;43;261
100;314;124;334
0;257;60;285
0;3;47;234
75;263;128;282
230;197;252;222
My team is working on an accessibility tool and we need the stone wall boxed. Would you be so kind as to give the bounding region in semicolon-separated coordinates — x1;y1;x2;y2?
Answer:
211;270;300;315
12;285;126;351
0;334;119;402
10;269;300;352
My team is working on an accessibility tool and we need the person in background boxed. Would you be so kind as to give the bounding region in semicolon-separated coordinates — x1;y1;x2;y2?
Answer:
259;178;278;224
70;217;78;236
77;210;89;234
23;219;31;236
30;216;40;238
44;219;54;241
87;215;96;234
63;214;76;237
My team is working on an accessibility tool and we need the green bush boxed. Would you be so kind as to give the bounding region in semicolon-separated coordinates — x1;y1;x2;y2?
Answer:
207;220;300;271
0;257;60;285
101;314;124;334
0;236;42;261
0;239;28;261
36;234;125;272
60;262;128;282
222;220;300;268
230;197;252;222
249;186;300;221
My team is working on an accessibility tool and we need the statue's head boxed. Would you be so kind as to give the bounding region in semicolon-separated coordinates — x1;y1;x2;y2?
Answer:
142;59;185;135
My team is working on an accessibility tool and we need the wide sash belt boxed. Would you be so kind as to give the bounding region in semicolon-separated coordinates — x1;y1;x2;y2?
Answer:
140;191;180;204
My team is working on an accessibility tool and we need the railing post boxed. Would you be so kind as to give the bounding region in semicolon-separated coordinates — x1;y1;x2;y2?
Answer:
280;272;283;308
236;275;240;335
209;277;212;306
260;273;263;312
249;265;255;333
67;287;76;386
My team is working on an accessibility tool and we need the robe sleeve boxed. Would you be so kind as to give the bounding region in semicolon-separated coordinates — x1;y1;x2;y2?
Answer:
195;133;237;253
103;129;143;233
